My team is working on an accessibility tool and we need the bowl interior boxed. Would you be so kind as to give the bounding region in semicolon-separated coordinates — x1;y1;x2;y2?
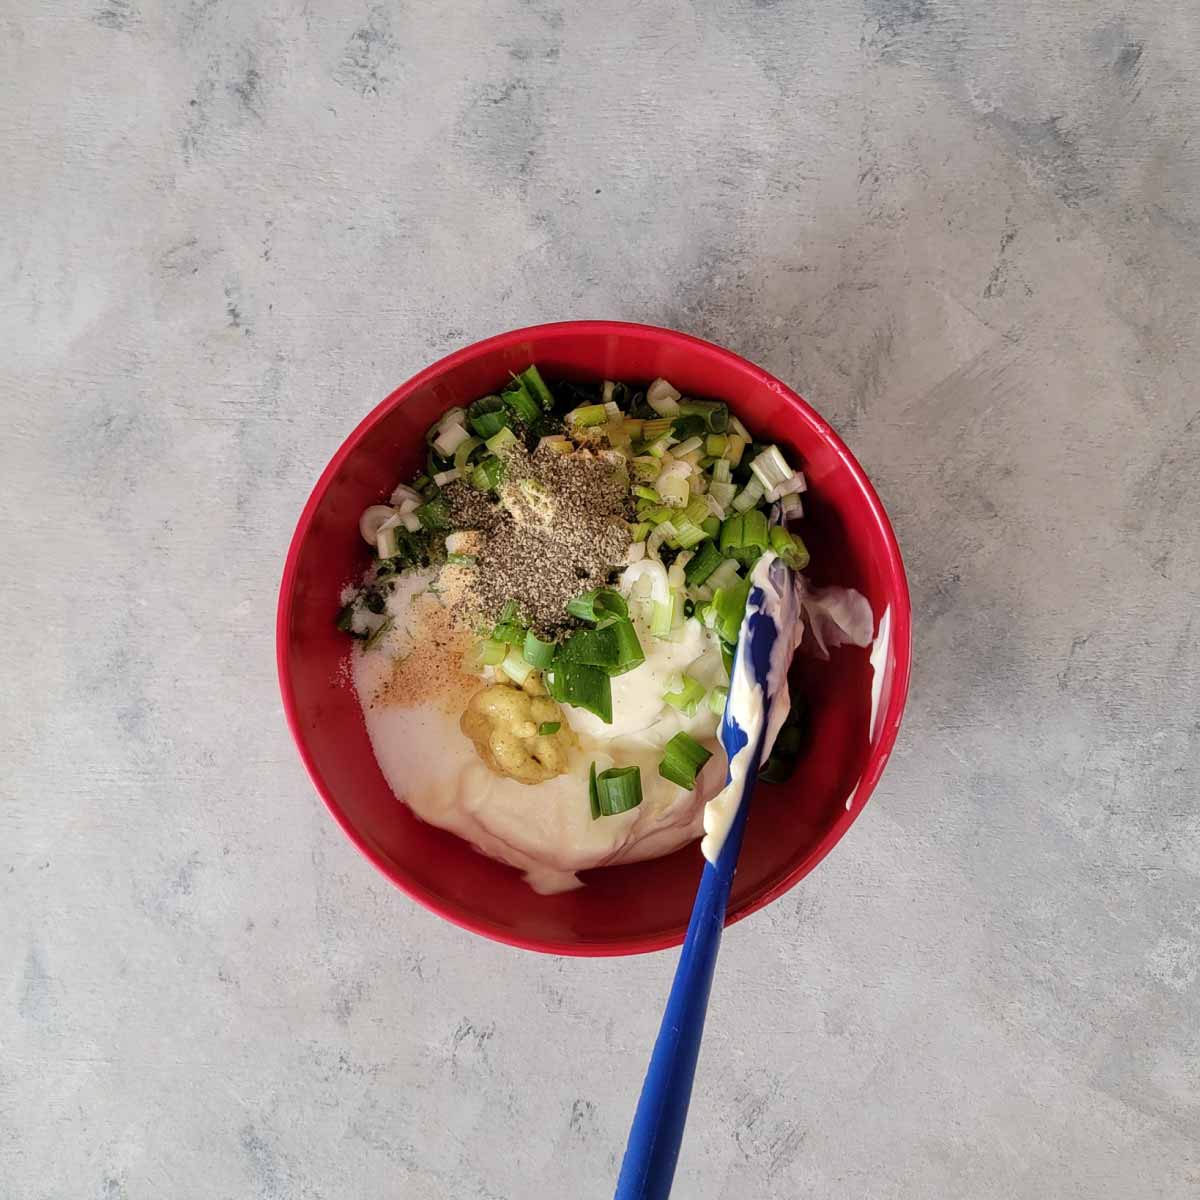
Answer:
278;323;910;954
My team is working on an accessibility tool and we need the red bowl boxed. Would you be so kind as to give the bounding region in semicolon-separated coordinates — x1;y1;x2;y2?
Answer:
277;322;911;955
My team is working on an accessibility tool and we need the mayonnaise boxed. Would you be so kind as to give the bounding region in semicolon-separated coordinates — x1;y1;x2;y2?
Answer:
700;552;805;863
352;566;730;893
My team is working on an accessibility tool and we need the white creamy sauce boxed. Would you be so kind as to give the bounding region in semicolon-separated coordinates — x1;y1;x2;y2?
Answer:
700;552;804;863
868;604;891;744
352;552;876;888
353;566;728;893
844;603;892;810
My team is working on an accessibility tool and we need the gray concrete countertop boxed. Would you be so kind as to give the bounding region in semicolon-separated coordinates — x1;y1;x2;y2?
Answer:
3;2;1198;1196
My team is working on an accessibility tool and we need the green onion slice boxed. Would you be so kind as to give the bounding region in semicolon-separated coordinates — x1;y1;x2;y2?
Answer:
471;456;504;491
749;444;793;491
546;661;612;723
671;414;707;441
479;638;508;666
500;646;535;685
501;375;542;424
684;540;723;587
415;496;450;530
538;721;561;736
493;621;526;645
567;403;609;427
673;519;708;549
712;576;753;644
519;364;555;411
556;619;644;676
485;426;517;455
769;525;810;570
679;399;729;432
588;762;643;818
659;732;713;790
565;588;628;625
468;395;508;438
719;509;769;562
663;673;706;716
522;629;556;669
452;436;482;475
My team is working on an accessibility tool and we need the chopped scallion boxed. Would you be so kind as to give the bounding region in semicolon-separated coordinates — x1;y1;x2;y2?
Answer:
708;480;737;509
547;661;612;723
646;378;682;416
769;525;811;569
670;415;707;442
640;418;674;441
556;619;644;675
673;518;709;549
567;403;609;427
565;588;628;624
451;436;482;474
485;426;517;455
538;721;561;736
522;629;556;669
468;395;508;438
415;496;450;530
519;364;555;411
684;540;723;587
588;763;643;818
731;477;765;512
432;421;471;459
683;495;711;527
500;646;535;685
720;508;769;563
659;731;713;789
707;557;741;591
749;444;793;491
632;456;661;482
657;473;689;507
471;456;504;491
650;594;675;638
663;673;706;716
766;471;807;502
376;521;401;559
501;376;542;425
712;576;753;644
493;621;526;645
679;399;729;432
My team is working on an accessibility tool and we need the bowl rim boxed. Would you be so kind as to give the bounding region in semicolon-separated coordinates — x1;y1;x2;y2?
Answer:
277;320;912;955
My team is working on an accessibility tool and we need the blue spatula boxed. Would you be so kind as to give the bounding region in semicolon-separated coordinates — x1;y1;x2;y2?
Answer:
615;559;793;1199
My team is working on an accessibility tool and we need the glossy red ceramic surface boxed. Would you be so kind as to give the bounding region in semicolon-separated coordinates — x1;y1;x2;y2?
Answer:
277;322;911;955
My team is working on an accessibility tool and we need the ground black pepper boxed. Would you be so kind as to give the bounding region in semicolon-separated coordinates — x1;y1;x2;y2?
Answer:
444;444;631;636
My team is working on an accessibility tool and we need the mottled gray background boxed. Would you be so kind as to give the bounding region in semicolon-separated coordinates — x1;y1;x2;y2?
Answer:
3;1;1198;1196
